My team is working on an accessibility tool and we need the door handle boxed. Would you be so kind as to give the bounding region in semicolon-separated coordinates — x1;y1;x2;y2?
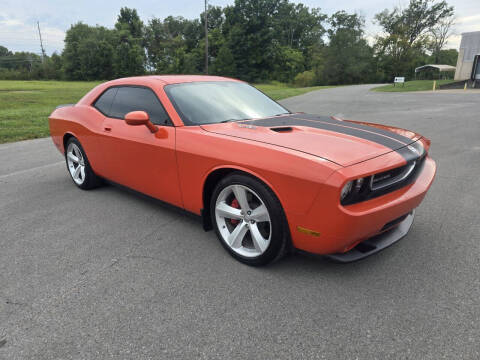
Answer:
104;126;112;132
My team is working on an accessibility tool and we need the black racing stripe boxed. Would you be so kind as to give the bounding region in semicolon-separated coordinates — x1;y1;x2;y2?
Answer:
243;117;405;151
395;146;421;163
290;114;414;144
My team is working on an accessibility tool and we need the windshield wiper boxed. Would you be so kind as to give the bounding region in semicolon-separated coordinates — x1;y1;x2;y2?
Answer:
220;118;247;123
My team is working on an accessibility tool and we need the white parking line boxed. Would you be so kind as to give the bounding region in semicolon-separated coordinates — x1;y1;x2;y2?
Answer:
0;161;64;179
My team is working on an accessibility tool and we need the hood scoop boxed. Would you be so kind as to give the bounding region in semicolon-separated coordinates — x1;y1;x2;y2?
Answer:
270;126;294;133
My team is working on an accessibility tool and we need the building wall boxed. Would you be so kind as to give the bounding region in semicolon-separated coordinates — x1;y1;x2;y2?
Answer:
454;31;480;80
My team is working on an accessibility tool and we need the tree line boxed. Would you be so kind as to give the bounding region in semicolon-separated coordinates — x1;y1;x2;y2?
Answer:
0;0;458;86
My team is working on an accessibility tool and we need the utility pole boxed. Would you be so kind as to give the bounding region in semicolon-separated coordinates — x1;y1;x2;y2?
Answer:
37;21;46;62
204;0;208;74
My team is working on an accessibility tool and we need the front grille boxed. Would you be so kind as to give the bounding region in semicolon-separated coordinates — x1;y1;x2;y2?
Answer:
368;155;426;200
370;161;416;191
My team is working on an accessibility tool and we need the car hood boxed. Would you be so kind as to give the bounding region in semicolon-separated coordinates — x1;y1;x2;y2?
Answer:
200;113;422;166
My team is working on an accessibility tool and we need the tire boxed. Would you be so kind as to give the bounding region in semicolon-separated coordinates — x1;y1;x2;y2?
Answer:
65;137;102;190
210;172;289;266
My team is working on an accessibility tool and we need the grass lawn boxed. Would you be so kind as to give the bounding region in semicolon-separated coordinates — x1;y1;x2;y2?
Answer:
0;81;101;143
0;80;332;144
372;79;456;92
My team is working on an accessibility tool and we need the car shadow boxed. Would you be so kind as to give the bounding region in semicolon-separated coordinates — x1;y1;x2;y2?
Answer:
89;180;399;277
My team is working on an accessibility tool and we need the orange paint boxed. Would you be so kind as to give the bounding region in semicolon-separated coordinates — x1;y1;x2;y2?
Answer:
49;75;436;255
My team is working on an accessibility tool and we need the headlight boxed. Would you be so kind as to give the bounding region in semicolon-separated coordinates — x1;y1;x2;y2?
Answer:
340;178;368;204
341;181;353;200
354;177;364;191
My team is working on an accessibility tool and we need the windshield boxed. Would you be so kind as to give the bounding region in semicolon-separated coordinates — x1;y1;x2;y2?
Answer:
164;81;290;125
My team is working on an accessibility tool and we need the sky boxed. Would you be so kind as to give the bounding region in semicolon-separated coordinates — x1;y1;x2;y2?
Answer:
0;0;479;56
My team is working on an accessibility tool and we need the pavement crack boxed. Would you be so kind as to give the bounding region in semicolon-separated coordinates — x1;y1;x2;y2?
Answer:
5;300;26;307
126;255;157;260
0;161;64;180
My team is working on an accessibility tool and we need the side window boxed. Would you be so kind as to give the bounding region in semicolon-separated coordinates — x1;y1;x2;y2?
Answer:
109;87;170;125
93;87;118;115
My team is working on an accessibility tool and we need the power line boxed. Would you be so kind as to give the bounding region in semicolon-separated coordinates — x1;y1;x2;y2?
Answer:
0;58;42;62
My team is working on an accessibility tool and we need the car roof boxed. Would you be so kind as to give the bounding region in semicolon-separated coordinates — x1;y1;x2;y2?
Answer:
106;75;242;86
76;75;245;116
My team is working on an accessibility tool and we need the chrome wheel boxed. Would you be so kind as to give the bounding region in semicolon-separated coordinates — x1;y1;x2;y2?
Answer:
215;184;272;258
66;142;86;185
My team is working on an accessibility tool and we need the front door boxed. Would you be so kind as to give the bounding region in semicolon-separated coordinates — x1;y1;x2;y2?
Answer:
98;86;182;208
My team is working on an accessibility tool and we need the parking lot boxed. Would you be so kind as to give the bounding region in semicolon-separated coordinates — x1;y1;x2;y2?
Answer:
1;84;479;359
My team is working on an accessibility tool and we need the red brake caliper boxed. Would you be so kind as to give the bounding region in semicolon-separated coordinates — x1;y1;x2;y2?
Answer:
230;198;240;225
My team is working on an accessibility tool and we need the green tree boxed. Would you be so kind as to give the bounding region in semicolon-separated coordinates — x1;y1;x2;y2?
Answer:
273;2;326;50
223;0;280;81
214;44;236;77
46;52;64;79
273;46;305;83
62;23;115;80
113;7;145;77
323;11;374;84
294;70;316;87
222;0;326;81
374;0;454;80
0;45;12;57
200;5;226;69
429;48;458;65
112;29;145;77
115;7;144;38
144;16;202;74
428;15;455;64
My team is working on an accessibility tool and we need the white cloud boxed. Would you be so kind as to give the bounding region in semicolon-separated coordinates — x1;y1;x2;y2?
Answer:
0;15;65;54
41;26;66;52
445;34;462;49
0;0;479;55
457;14;480;26
0;18;23;26
444;14;480;49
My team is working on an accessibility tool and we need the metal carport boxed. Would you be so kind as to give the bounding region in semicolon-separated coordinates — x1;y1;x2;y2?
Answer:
415;64;456;79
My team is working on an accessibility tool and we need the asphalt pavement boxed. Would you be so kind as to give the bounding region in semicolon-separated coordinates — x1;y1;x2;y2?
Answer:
1;84;479;359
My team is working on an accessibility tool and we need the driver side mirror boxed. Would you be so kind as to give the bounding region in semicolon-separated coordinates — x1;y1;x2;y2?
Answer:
124;111;158;133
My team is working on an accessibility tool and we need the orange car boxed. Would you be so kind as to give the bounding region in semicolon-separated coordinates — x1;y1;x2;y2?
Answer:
49;75;436;266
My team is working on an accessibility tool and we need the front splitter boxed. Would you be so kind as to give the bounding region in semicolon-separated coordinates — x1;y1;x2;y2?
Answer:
325;210;415;263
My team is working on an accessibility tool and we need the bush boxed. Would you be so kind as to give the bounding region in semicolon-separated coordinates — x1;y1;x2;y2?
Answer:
293;70;316;87
0;68;36;80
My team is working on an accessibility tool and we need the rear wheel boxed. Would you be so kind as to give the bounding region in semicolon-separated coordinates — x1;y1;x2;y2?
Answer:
210;173;288;266
65;137;102;190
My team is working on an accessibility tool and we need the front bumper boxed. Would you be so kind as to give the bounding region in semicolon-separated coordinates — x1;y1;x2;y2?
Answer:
325;211;414;262
288;156;436;257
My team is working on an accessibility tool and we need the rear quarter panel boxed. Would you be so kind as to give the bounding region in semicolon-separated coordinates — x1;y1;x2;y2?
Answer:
48;105;106;176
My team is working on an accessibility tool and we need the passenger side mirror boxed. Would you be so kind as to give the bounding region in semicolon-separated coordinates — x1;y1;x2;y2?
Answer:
124;111;158;133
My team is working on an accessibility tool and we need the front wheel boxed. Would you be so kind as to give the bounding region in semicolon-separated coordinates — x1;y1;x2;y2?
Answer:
210;173;289;266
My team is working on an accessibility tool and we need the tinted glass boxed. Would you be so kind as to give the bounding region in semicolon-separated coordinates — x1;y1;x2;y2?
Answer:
109;87;169;125
165;81;289;125
94;87;117;115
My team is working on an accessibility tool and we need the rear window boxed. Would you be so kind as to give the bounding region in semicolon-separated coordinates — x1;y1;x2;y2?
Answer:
93;87;117;115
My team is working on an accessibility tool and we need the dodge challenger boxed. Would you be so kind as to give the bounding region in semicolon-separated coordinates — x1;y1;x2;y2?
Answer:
49;75;436;266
